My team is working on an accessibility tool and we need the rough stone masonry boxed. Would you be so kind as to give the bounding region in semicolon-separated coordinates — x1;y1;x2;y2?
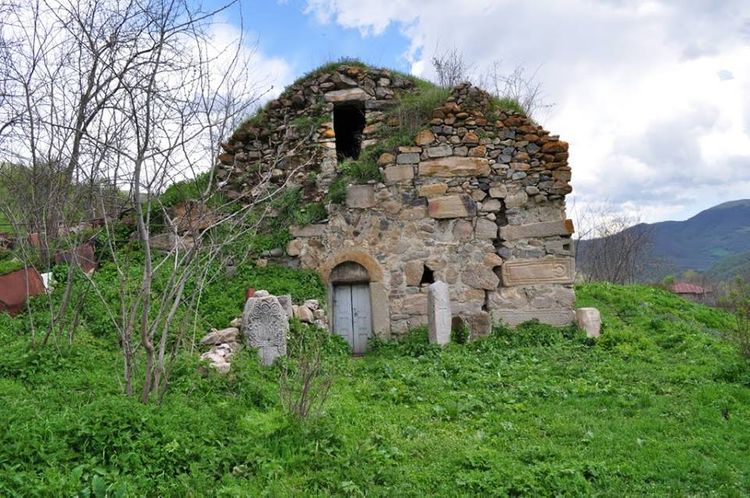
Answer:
217;63;575;340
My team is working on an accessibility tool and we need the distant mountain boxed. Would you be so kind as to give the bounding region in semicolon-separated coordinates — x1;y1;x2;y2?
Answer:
578;199;750;281
706;250;750;282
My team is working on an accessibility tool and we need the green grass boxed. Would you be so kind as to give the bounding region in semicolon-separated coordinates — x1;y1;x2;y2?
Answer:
1;282;750;495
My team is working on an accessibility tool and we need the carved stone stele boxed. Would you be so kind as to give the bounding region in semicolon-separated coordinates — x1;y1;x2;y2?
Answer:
242;295;288;366
427;281;452;346
501;257;575;286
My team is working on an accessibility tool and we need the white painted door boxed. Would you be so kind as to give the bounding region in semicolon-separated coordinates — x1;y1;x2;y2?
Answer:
333;283;372;354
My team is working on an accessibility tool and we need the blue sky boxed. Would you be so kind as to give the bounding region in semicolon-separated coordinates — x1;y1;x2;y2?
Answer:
208;0;750;224
213;0;412;77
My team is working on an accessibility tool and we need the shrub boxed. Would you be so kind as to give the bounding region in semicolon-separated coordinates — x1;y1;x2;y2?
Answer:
719;278;750;359
370;326;441;358
280;321;336;420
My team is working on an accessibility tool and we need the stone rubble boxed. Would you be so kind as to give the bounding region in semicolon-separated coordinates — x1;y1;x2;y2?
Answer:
198;290;328;373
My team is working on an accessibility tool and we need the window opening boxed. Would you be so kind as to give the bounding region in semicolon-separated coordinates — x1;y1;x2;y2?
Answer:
420;265;435;285
333;103;365;161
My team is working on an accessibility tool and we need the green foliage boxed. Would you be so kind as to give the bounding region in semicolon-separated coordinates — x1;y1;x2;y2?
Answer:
327;176;348;204
451;320;471;344
272;186;327;226
197;263;326;329
719;278;750;359
338;157;383;183
490;95;526;115
292;57;369;86
386;84;450;140
709;250;750;283
291;113;328;132
159;172;214;208
3;283;750;495
0;257;24;276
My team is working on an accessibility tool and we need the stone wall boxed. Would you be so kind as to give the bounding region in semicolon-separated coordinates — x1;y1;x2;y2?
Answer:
218;64;575;338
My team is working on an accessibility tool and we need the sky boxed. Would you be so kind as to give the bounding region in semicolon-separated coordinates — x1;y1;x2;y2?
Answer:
210;0;750;224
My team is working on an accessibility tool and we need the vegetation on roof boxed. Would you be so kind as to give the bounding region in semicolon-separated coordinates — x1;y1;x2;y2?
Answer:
233;59;527;144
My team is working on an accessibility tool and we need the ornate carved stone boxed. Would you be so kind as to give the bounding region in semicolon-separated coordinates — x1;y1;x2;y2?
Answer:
242;295;288;366
427;281;451;346
501;257;575;286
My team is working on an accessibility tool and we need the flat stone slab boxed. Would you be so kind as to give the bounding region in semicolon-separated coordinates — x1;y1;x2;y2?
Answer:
500;257;575;286
492;308;575;327
499;219;574;241
324;88;369;102
419;157;490;177
384;165;414;183
474;218;499;239
346;184;376;208
417;183;448;198
427;194;476;219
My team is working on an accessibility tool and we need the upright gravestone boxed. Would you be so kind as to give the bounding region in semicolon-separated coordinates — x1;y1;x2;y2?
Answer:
242;295;288;366
576;307;602;338
427;280;452;346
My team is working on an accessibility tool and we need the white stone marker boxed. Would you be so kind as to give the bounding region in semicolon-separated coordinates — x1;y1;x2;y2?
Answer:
242;295;288;366
576;307;602;338
427;281;452;346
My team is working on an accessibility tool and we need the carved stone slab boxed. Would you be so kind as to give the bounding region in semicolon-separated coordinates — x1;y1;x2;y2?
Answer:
427;194;477;219
242;295;288;366
499;219;574;241
419;157;490;177
427;281;451;346
500;257;575;286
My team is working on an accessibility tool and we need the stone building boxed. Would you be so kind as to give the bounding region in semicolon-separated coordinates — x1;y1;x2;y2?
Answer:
216;63;575;351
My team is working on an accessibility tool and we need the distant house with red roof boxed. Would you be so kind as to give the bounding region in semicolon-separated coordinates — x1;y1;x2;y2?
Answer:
669;282;712;303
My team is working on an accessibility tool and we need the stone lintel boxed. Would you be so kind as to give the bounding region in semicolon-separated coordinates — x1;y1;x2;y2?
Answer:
427;194;477;219
500;257;575;286
499;219;574;241
419;157;490;177
324;88;370;102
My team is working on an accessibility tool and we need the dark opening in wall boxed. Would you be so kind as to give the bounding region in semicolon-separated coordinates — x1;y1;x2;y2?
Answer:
420;265;435;285
333;102;365;161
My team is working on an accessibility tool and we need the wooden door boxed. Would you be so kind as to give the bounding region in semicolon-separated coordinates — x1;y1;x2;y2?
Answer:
333;283;372;354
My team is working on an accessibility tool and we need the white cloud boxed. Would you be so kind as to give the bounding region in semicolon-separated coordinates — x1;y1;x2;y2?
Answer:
304;0;750;222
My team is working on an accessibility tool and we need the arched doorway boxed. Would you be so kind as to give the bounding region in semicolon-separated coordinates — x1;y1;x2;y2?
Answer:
330;261;372;354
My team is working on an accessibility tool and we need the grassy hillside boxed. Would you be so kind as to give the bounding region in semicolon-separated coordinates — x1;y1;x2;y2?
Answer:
1;283;749;496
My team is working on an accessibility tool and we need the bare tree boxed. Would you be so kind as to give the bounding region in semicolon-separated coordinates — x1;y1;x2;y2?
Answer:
478;60;553;120
0;0;299;402
574;203;654;284
431;47;473;89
